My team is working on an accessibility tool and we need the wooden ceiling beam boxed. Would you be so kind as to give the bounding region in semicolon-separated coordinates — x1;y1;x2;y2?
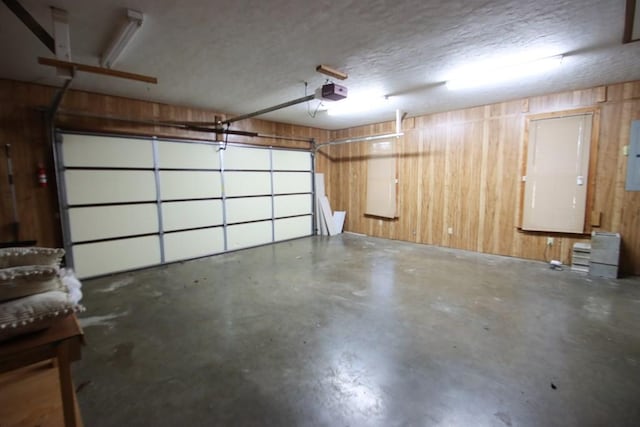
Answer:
38;57;157;84
624;0;638;43
2;0;55;53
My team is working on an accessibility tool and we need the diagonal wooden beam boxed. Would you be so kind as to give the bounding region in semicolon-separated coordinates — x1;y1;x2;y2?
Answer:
38;57;158;84
2;0;55;53
624;0;638;43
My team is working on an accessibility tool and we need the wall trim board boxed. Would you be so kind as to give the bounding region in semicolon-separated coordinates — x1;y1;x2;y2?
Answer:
523;107;601;121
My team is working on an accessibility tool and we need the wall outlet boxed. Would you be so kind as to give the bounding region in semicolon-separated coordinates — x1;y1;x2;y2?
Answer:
547;237;554;246
447;227;453;235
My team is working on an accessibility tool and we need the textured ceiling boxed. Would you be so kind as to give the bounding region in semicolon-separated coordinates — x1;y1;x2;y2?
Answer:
1;0;639;130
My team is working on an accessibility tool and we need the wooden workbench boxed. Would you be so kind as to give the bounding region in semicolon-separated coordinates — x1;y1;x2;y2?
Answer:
0;315;84;427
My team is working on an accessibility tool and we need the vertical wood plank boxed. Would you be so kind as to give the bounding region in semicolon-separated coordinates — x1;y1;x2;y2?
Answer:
477;106;490;253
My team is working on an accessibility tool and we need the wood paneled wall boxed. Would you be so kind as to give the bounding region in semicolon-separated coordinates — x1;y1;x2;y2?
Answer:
2;78;637;275
323;82;640;275
0;79;329;248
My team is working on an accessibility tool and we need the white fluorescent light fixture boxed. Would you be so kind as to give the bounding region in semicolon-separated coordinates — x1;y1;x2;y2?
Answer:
326;95;389;116
446;55;564;90
101;9;144;69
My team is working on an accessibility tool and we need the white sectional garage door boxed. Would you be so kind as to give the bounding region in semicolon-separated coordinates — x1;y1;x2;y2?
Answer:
56;132;314;278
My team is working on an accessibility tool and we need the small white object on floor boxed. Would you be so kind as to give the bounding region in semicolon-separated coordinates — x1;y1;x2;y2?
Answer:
550;260;563;270
319;196;338;236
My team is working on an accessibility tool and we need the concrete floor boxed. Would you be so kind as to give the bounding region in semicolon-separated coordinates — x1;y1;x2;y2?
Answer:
74;234;640;426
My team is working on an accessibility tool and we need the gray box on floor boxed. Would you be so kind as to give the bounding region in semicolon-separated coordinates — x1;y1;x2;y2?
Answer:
590;262;620;279
590;232;621;278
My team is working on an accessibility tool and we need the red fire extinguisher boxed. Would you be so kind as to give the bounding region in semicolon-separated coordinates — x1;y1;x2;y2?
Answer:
37;163;47;187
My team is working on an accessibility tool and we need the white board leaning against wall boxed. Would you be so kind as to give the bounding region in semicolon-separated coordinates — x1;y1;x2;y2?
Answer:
56;132;314;279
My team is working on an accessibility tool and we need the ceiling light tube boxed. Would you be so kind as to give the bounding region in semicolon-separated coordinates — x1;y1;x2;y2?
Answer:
101;9;143;69
446;55;564;90
325;95;388;116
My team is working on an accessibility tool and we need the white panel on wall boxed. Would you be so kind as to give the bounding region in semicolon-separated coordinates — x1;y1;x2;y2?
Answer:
162;200;223;231
365;141;397;219
62;134;153;168
73;235;161;278
272;150;311;171
522;114;592;233
224;172;271;197
157;141;220;170
273;172;311;194
274;216;312;241
164;228;225;262
65;170;156;205
274;194;312;218
69;204;158;242
224;145;270;170
227;221;272;250
226;197;272;224
160;171;222;200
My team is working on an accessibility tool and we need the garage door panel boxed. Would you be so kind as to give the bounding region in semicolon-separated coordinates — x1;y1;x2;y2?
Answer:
224;146;270;170
164;228;224;262
273;172;311;194
224;172;271;197
73;236;161;278
272;150;311;171
275;216;312;241
226;197;272;224
69;204;158;242
59;133;315;278
227;221;272;250
274;194;312;218
162;200;223;231
160;171;222;200
158;141;220;169
62;134;153;168
65;170;156;205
